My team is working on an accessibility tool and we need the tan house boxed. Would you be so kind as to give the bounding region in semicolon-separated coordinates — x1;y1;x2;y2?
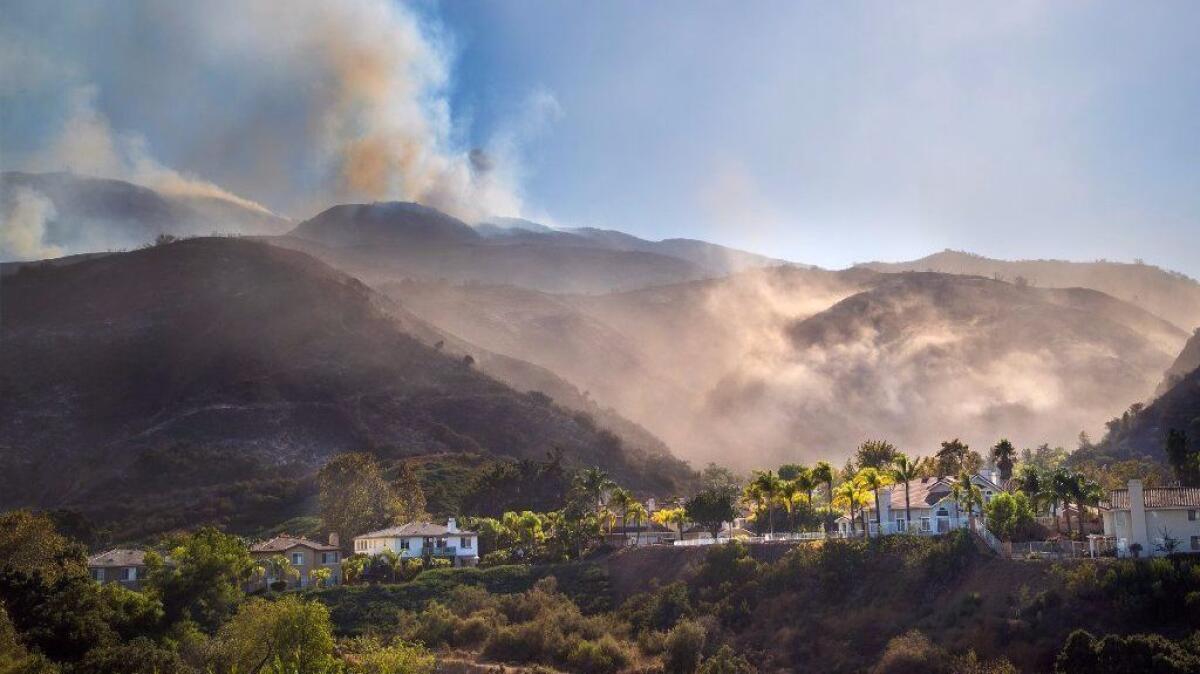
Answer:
1100;480;1200;557
87;549;147;589
353;519;479;567
249;534;343;589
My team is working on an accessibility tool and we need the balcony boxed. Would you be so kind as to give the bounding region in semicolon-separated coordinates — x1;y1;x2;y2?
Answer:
429;546;458;557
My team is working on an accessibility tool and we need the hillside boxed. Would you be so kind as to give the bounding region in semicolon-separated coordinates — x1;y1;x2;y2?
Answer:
0;238;692;535
1084;360;1200;467
277;202;719;293
860;249;1200;332
387;267;1185;469
0;171;291;259
1159;328;1200;394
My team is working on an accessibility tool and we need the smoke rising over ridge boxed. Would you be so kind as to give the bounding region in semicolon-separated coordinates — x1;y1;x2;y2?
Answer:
1;0;534;259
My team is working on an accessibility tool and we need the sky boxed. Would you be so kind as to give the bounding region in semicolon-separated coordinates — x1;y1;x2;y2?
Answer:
2;1;1198;275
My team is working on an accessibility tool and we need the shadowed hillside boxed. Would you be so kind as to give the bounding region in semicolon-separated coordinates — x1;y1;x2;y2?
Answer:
0;171;291;259
0;238;692;534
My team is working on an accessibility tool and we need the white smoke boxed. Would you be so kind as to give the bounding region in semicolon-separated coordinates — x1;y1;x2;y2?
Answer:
1;187;62;260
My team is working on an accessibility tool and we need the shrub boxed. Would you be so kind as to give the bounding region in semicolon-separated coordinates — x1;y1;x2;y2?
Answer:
664;619;707;674
565;634;631;674
698;645;757;674
1054;629;1200;674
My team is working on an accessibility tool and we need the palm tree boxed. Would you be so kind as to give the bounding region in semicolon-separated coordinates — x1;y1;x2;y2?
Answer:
652;507;688;541
1016;466;1042;505
840;477;868;534
951;473;984;532
576;467;616;516
794;468;817;508
626;502;649;545
310;567;332;589
889;453;923;531
991;439;1017;482
258;554;299;590
607;487;634;528
340;554;368;585
936;439;969;477
812;461;835;506
777;479;800;532
377;548;401;582
748;470;782;535
856;468;894;536
1050;468;1075;536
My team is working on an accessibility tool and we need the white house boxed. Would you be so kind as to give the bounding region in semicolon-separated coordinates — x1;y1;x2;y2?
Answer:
353;519;479;567
1100;479;1200;557
854;472;1004;536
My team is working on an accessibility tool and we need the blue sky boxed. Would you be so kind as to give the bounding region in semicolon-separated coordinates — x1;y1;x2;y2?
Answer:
2;1;1198;275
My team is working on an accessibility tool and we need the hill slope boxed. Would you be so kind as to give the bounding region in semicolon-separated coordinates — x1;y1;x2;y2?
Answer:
387;267;1185;468
0;171;291;260
0;238;691;533
278;202;720;293
860;249;1200;332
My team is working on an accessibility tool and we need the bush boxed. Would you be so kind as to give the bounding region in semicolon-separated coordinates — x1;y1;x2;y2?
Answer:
1054;629;1200;674
565;634;631;674
664;619;707;674
698;645;757;674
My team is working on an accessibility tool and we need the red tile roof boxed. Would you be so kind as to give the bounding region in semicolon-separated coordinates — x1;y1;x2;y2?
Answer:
250;536;340;553
1103;487;1200;509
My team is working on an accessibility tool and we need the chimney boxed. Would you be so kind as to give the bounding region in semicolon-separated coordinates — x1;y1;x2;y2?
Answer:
447;518;458;533
646;497;656;514
328;532;340;548
1127;479;1148;554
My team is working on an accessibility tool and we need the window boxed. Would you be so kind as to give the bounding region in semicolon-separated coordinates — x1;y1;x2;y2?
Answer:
291;552;304;566
920;517;931;532
461;536;472;548
895;518;907;532
124;567;138;581
1192;536;1200;551
1189;510;1197;521
322;552;337;564
400;539;410;550
91;568;104;582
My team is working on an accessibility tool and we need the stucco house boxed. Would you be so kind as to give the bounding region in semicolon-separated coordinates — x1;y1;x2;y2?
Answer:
353;519;479;567
1100;479;1200;557
87;549;147;589
856;472;1004;536
249;534;343;589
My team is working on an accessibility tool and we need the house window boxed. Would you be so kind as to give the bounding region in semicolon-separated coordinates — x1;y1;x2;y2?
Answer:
91;568;104;582
895;518;907;532
1189;510;1197;521
322;552;337;564
124;567;138;581
400;539;410;550
461;537;472;548
291;552;304;566
920;517;931;532
1192;536;1200;551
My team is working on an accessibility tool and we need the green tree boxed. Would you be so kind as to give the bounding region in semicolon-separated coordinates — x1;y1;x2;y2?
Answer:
991;439;1016;482
698;645;757;674
685;486;738;538
319;452;422;543
833;481;870;536
255;555;298;590
935;439;970;477
145;527;254;630
214;595;335;674
889;453;923;529
309;566;332;589
340;554;369;585
777;463;806;481
0;511;85;582
951;474;984;532
1049;468;1076;536
747;471;782;535
575;467;616;516
855;440;898;470
626;502;649;545
985;491;1034;541
664;619;706;674
1166;429;1199;487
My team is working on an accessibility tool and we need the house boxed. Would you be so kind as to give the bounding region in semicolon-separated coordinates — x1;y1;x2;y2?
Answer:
604;521;677;547
862;473;1004;536
1100;479;1200;557
352;519;479;567
87;549;147;589
249;534;343;589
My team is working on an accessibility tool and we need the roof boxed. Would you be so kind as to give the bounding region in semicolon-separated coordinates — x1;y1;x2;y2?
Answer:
87;549;147;568
250;536;340;553
1103;487;1200;510
355;522;477;539
884;473;1003;510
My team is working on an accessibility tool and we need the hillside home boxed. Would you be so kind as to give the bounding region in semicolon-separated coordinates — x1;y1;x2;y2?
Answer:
353;519;479;567
249;534;343;589
87;549;147;589
1100;479;1200;557
855;472;1004;536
